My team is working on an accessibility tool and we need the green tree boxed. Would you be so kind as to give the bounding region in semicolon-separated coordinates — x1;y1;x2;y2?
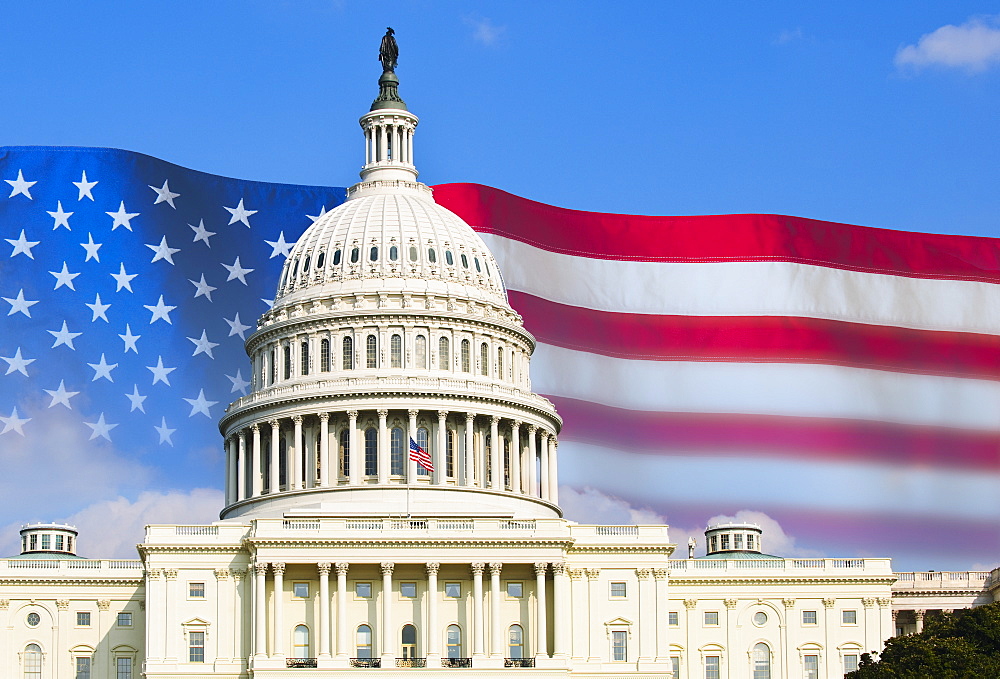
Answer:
848;601;1000;678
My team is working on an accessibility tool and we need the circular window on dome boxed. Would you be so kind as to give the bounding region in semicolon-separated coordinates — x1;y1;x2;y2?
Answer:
333;249;342;265
461;254;469;268
350;248;359;263
409;246;418;261
26;612;40;627
753;611;767;626
428;248;437;263
390;246;398;261
445;250;454;266
370;246;378;261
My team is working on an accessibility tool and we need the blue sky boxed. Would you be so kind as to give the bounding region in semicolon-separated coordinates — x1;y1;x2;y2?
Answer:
0;2;998;567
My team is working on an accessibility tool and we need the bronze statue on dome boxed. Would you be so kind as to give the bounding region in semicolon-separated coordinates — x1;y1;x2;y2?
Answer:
379;27;399;73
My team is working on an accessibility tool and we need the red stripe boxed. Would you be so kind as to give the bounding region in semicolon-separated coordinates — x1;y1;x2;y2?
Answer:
548;395;1000;471
511;291;1000;380
434;183;1000;283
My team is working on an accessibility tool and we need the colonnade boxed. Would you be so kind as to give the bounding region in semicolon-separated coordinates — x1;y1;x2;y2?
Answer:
363;117;415;166
224;410;559;506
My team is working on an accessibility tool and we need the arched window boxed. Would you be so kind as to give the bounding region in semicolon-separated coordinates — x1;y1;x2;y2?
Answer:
752;643;771;679
446;625;462;659
497;347;503;379
293;625;310;659
415;335;427;369
356;625;372;658
23;644;42;679
508;624;524;659
364;428;377;477
279;438;287;488
284;345;291;380
339;429;350;477
270;349;277;384
439;337;450;370
485;434;492;482
401;624;417;659
342;336;354;370
390;334;402;368
461;340;470;372
417;427;430;476
301;341;310;376
390;427;404;476
320;339;330;372
503;437;511;488
446;429;456;478
366;335;378;368
480;343;489;376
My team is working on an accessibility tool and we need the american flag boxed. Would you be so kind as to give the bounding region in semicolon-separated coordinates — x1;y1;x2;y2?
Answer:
409;437;433;473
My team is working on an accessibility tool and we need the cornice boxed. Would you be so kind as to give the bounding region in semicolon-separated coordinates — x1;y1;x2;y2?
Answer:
0;576;144;586
669;576;898;587
245;538;574;550
892;589;987;598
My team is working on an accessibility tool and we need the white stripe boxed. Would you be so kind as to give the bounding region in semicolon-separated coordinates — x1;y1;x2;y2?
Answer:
532;343;1000;431
483;234;1000;335
559;441;1000;520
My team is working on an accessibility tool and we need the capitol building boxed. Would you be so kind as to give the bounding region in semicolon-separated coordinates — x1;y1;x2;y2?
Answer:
1;37;997;679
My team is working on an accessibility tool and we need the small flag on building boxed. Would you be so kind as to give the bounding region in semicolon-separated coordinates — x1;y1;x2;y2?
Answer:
409;437;433;472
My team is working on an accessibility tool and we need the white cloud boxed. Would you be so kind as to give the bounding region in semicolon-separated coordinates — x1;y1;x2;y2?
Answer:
465;16;506;47
896;16;1000;72
559;485;668;526
703;509;821;558
773;27;804;45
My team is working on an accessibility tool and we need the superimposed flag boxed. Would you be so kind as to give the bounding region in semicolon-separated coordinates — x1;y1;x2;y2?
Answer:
409;437;433;473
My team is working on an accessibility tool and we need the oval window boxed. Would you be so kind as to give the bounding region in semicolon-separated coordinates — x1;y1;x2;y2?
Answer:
445;250;454;265
26;612;40;627
428;248;437;263
754;611;767;625
350;248;360;263
317;252;325;268
333;249;342;265
461;254;469;268
474;257;481;272
303;255;311;272
390;245;398;261
409;246;418;261
370;246;378;261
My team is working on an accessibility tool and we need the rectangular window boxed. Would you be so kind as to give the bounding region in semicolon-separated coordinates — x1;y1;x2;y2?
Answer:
843;654;859;674
445;582;461;598
612;630;627;661
842;610;857;625
802;610;817;625
189;631;205;662
671;656;680;677
116;657;133;679
705;655;720;679
668;611;679;626
75;657;91;679
41;534;51;550
610;581;627;598
704;611;719;626
189;582;205;598
804;654;819;679
77;611;91;626
400;582;417;598
507;582;523;598
747;533;755;550
720;534;730;550
355;582;372;598
55;535;64;551
29;534;37;550
117;612;132;627
293;582;309;598
734;533;743;549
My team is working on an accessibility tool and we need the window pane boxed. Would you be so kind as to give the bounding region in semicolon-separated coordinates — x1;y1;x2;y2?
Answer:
461;339;470;372
340;429;350;477
390;334;402;368
507;582;522;598
390;427;404;475
77;611;91;626
704;611;719;625
320;339;330;372
668;611;678;626
447;625;462;658
802;610;817;625
300;341;309;375
439;336;450;370
844;654;859;673
189;582;205;598
480;343;489;376
365;427;377;476
25;645;43;679
445;582;461;597
342;336;353;369
116;657;132;679
705;655;720;679
73;656;90;679
366;335;377;368
400;582;417;598
508;624;523;658
417;427;430;476
843;610;857;624
356;582;371;598
753;643;770;679
293;625;309;658
356;624;372;658
415;335;426;369
611;582;627;598
117;612;132;626
189;631;205;662
293;582;309;598
804;654;819;679
612;630;627;661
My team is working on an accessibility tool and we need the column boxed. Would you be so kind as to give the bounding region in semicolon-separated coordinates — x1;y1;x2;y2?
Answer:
653;569;669;663
317;563;331;659
407;409;419;483
534;563;548;659
464;413;475;487
292;416;303;490
254;562;268;658
237;431;247;501
552;562;569;659
164;570;178;660
471;563;486;658
490;563;503;658
233;569;248;661
569;570;587;661
336;563;349;659
915;609;925;633
381;562;395;662
319;413;331;487
225;437;235;504
587;571;602;662
272;562;286;658
269;420;280;492
548;437;559;504
527;426;537;497
510;422;521;493
146;570;165;660
407;127;413;163
539;431;550;501
426;563;440;662
637;569;654;663
251;424;262;497
215;569;232;661
490;417;501;491
348;411;360;485
377;410;389;484
436;411;448;484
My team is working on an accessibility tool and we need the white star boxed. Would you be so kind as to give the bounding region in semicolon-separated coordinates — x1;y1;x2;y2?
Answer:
147;356;176;385
73;170;98;201
262;298;274;308
223;198;257;227
146;235;180;265
224;312;252;340
144;295;176;324
44;380;79;409
307;206;328;223
106;201;140;231
48;321;82;350
149;179;180;208
226;369;251;395
85;293;111;322
110;262;138;292
265;231;293;258
81;232;103;262
0;407;30;436
189;274;217;301
3;289;39;317
189;219;216;247
50;262;81;291
87;353;118;382
5;169;36;199
222;256;254;285
84;412;118;441
125;384;147;413
188;329;220;359
183;389;218;418
2;348;35;376
5;229;40;259
47;201;74;230
119;324;141;353
154;416;176;446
